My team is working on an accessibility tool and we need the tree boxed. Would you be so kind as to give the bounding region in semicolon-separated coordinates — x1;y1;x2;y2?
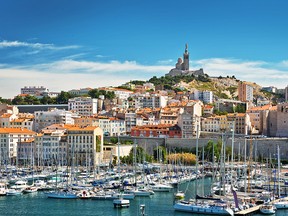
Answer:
56;91;72;104
234;104;246;113
12;96;26;105
153;145;167;162
88;89;100;98
0;97;12;105
121;146;152;165
40;96;56;104
130;80;145;85
24;95;41;105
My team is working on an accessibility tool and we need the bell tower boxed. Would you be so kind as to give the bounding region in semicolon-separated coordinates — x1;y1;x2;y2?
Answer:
183;43;189;71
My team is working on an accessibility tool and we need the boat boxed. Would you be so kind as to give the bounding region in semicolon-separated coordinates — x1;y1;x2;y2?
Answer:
273;198;288;209
112;192;135;200
174;200;234;215
23;186;38;193
174;191;185;200
124;187;154;197
113;197;130;208
46;189;78;199
0;182;8;196
196;194;221;201
6;188;23;196
152;183;173;192
173;126;234;216
259;203;276;214
11;180;28;189
34;180;46;187
77;190;92;199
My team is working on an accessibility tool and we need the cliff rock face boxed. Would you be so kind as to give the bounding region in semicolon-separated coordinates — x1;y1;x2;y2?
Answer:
182;77;265;100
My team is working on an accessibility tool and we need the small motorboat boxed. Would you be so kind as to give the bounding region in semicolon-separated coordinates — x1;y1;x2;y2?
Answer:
259;203;276;215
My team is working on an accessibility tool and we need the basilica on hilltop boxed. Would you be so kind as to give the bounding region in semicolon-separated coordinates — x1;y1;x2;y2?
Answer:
165;44;204;77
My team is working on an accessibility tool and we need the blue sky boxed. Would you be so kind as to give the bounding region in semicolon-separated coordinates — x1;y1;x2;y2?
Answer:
0;0;288;98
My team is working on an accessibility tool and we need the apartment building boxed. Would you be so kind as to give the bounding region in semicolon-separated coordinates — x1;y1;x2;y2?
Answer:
134;94;168;109
131;124;182;138
238;82;253;102
21;86;48;96
67;126;103;167
0;128;35;165
246;104;271;134
68;87;93;96
68;97;98;116
227;113;250;135
191;90;213;104
34;108;76;132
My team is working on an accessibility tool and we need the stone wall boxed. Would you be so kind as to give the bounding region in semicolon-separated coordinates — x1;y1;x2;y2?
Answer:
104;136;288;159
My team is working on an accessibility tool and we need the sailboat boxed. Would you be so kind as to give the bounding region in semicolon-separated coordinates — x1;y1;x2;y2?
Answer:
174;126;234;216
273;146;288;209
112;136;130;208
46;143;77;199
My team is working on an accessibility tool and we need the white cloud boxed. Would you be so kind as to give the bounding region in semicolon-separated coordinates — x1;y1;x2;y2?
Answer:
0;60;171;98
0;40;79;50
192;58;288;88
32;59;171;74
0;57;287;99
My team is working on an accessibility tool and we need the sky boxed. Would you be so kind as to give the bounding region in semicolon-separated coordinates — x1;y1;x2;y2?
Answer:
0;0;288;98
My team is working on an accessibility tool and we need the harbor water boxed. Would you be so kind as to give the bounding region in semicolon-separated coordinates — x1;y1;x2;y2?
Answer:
1;178;288;216
0;178;288;216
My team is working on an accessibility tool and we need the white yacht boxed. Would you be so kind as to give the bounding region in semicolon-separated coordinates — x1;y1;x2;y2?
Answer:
174;200;234;216
273;198;288;209
6;188;23;196
11;180;28;189
113;197;130;208
152;183;173;192
23;186;38;193
0;182;8;196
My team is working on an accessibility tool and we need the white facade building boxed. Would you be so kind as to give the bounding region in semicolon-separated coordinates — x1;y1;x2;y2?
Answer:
21;86;48;96
68;97;98;116
0;128;35;165
191;90;213;104
95;117;126;136
34;109;76;132
134;94;167;109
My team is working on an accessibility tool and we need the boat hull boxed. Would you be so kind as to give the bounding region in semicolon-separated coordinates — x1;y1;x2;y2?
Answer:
174;202;234;216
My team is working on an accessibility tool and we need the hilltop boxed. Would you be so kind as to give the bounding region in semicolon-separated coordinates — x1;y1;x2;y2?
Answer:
145;74;268;101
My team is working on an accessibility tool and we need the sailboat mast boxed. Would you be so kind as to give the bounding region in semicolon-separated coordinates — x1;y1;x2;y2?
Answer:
195;124;199;199
231;121;235;170
277;145;280;198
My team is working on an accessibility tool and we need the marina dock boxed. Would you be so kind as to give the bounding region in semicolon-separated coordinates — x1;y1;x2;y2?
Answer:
235;198;283;215
235;205;261;216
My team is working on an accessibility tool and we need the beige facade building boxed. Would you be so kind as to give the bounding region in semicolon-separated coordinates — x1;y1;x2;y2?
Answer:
227;113;250;135
201;116;220;133
67;126;104;167
246;104;272;134
275;103;288;137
